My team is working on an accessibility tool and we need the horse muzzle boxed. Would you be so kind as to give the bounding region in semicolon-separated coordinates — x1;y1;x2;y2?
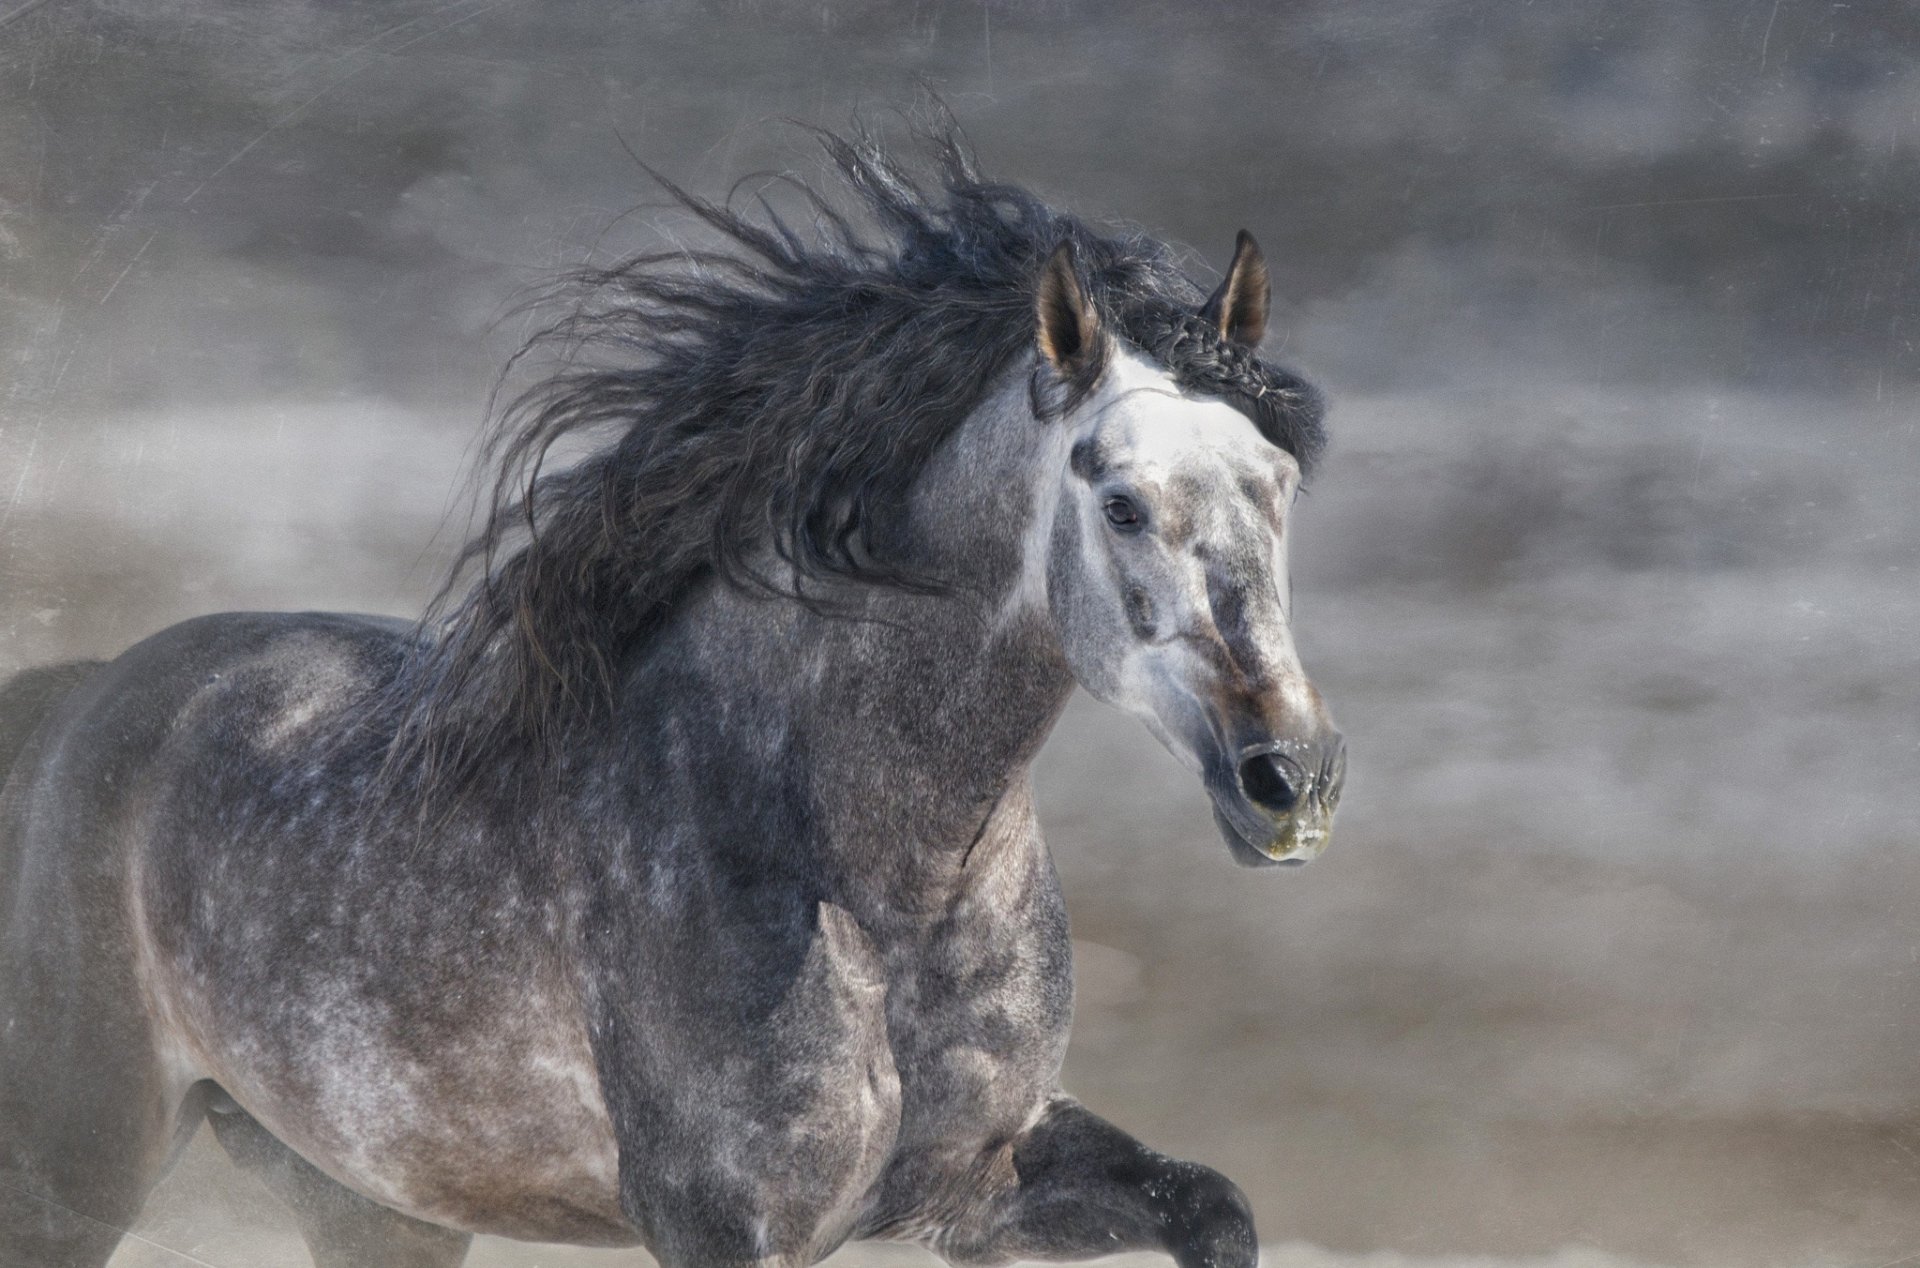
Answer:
1208;733;1347;868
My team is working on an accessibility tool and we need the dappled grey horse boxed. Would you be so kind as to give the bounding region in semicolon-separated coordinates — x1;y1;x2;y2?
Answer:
0;132;1344;1268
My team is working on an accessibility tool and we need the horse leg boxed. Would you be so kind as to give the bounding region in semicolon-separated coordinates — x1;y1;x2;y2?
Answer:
206;1097;473;1268
935;1096;1258;1268
0;926;201;1268
1;677;200;1267
0;1081;202;1268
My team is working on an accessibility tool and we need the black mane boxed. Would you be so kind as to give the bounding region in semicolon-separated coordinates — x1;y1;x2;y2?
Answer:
381;126;1326;801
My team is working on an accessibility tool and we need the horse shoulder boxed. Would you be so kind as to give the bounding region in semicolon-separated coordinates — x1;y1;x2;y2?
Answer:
859;785;1076;1240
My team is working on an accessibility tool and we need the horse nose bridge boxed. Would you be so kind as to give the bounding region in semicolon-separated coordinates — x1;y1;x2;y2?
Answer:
1224;659;1330;741
1199;556;1300;689
1219;657;1342;808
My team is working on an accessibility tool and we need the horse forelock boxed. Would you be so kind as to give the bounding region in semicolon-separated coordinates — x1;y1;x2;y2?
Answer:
376;123;1326;808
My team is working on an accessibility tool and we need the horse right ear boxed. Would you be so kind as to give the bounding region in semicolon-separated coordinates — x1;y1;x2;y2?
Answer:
1035;241;1100;376
1201;230;1271;348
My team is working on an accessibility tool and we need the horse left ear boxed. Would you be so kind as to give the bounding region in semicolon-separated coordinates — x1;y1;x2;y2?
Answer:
1036;240;1101;376
1201;230;1270;348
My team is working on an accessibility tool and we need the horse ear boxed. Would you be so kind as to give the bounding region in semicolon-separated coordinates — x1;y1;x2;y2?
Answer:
1035;240;1100;375
1201;230;1270;348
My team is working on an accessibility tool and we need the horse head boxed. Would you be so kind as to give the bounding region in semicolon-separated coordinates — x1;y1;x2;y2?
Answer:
1029;233;1346;867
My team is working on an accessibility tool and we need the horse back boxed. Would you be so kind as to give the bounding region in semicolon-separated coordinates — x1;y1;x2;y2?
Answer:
0;660;104;796
3;610;406;858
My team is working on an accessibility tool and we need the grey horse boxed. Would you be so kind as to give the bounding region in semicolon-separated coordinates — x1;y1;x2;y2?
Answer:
0;132;1345;1268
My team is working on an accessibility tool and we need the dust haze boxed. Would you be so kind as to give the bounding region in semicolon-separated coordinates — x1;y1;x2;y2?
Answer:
3;3;1917;1266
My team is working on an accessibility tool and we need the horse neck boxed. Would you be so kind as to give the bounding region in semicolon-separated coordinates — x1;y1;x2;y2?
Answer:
612;372;1076;893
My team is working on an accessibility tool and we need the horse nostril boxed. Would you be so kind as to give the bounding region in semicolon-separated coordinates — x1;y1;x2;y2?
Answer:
1238;752;1300;815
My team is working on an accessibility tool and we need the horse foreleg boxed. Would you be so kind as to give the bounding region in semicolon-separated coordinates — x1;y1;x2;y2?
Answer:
936;1096;1258;1268
207;1099;472;1268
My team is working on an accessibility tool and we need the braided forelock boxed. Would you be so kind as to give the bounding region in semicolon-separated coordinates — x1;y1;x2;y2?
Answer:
1120;306;1328;478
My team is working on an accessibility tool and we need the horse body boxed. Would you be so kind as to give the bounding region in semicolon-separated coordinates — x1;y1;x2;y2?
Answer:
2;135;1344;1268
116;614;631;1245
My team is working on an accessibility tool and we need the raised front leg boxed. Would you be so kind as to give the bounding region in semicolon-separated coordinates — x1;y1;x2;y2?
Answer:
937;1097;1258;1268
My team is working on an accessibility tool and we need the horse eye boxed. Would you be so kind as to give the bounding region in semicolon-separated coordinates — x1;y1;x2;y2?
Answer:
1103;496;1143;531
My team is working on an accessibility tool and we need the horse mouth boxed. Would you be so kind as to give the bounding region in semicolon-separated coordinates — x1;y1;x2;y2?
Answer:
1211;803;1334;869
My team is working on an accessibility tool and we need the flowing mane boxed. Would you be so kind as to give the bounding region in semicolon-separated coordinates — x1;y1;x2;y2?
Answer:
381;126;1327;801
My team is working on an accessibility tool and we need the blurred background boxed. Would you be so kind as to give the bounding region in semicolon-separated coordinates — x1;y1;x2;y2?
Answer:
3;2;1918;1266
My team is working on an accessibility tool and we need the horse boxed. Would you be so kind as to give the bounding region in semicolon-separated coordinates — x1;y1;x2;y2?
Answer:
0;130;1345;1268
